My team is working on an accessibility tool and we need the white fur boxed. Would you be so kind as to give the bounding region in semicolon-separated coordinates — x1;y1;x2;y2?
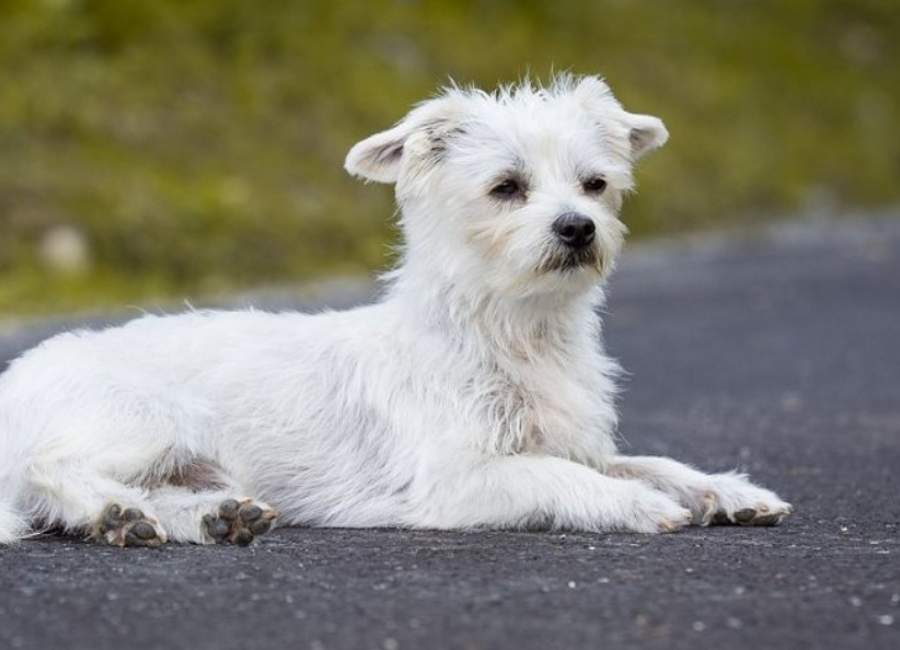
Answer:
0;75;791;545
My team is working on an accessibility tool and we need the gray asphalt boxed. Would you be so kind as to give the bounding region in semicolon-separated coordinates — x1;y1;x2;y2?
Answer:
1;216;899;650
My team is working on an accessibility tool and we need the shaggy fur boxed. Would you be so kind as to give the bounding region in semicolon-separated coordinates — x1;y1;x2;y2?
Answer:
0;75;791;546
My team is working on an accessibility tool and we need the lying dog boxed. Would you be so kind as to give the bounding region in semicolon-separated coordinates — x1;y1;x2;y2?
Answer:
0;75;791;546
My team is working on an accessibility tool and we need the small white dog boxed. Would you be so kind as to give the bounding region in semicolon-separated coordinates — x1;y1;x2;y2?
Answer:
0;75;792;547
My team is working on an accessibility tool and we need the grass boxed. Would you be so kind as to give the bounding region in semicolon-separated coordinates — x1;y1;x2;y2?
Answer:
1;0;898;315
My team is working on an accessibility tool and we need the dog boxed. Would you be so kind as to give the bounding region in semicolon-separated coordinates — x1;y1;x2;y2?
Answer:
0;75;792;547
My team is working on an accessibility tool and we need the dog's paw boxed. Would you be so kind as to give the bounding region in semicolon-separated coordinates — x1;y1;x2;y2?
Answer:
700;473;793;527
621;485;693;534
94;503;167;547
202;498;277;546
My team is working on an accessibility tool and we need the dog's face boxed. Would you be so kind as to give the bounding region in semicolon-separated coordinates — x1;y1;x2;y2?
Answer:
345;76;667;298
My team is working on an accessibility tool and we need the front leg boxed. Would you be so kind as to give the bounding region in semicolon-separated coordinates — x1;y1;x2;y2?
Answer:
606;455;793;526
410;455;693;534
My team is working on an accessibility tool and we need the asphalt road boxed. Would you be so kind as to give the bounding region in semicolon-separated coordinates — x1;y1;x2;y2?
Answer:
1;216;899;650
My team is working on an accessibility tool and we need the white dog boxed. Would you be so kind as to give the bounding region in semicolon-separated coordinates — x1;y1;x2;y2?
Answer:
0;75;792;547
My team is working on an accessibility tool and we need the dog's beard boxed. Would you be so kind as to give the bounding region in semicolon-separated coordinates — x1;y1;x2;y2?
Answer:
536;244;604;275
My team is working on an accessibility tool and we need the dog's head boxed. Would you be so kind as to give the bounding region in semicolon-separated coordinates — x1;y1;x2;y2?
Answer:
345;75;667;298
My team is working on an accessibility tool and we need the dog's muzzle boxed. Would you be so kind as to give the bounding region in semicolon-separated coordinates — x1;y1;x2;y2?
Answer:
538;212;601;272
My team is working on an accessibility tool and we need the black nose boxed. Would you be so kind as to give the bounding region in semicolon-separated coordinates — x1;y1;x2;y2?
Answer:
552;213;596;249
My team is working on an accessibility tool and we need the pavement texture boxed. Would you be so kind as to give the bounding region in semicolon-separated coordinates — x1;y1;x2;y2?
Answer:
1;216;899;650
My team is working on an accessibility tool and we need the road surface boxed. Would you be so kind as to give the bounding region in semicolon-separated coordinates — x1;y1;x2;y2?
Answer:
1;216;898;650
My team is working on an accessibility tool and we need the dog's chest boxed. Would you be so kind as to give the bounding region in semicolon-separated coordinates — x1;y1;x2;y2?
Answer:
475;359;590;455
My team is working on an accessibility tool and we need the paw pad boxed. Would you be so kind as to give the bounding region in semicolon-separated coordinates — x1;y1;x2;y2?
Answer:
202;499;277;546
95;503;166;547
712;504;793;527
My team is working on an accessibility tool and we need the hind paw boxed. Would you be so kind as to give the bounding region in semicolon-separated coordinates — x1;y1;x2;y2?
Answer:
202;498;277;546
94;503;167;547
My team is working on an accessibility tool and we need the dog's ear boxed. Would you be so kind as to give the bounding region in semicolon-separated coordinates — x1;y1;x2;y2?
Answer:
573;76;668;161
344;122;412;184
624;113;668;160
344;95;466;184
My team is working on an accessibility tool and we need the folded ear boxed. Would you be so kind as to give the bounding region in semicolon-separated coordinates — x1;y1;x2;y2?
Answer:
625;113;669;160
344;95;467;184
344;122;412;184
571;76;669;161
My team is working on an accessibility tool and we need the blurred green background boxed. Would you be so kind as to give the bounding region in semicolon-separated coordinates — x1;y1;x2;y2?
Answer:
1;0;898;316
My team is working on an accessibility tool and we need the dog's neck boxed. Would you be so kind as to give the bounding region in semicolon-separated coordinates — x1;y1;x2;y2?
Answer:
385;263;606;366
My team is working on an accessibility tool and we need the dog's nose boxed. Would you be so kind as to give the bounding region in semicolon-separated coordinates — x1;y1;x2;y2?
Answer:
552;213;596;249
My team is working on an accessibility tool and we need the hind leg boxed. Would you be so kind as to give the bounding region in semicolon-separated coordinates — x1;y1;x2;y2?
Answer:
28;462;167;546
148;486;278;546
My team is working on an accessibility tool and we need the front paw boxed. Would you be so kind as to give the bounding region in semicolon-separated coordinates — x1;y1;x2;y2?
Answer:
699;473;793;527
620;484;693;534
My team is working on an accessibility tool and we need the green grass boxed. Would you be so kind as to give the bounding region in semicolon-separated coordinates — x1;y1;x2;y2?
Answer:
1;0;898;315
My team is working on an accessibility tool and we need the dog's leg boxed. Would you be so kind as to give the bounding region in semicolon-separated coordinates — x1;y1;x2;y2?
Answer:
414;455;692;533
148;486;277;546
606;456;793;526
28;463;166;546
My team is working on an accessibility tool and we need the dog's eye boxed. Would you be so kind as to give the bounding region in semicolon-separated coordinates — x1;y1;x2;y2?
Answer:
582;177;607;194
490;178;524;199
